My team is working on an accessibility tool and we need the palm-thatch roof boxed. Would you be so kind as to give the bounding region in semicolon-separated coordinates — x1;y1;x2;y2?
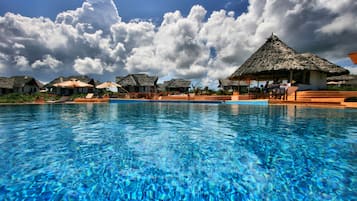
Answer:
0;77;14;89
300;53;348;76
230;34;349;80
163;79;191;89
11;76;39;88
116;74;158;87
0;76;40;90
218;79;249;87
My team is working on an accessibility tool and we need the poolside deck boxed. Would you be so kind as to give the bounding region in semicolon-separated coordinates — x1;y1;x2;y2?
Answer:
17;90;355;108
154;91;357;108
74;97;109;103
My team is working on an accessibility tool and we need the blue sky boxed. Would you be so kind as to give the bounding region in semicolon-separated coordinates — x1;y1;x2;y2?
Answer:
0;0;248;23
0;0;83;20
0;0;356;86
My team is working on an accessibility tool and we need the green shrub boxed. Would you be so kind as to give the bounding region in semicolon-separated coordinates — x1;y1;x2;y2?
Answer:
0;93;36;103
0;93;61;103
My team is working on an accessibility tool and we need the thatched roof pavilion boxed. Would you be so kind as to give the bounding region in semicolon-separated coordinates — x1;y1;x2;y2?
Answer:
116;74;158;93
116;74;158;87
327;74;356;82
163;79;191;88
161;79;191;93
218;79;249;93
230;34;349;82
45;75;97;95
327;74;357;86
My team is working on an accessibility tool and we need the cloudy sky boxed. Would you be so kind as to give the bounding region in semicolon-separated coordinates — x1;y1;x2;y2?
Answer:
0;0;356;87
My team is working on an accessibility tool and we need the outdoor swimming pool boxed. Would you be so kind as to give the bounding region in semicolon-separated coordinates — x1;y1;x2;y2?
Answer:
0;103;356;200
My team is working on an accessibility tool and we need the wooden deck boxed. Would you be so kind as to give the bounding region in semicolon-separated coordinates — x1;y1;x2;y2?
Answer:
158;95;231;101
289;91;357;102
157;91;357;107
276;90;357;108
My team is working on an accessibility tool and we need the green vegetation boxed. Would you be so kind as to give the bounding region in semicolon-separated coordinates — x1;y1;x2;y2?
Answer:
215;90;233;95
0;93;35;103
0;93;62;103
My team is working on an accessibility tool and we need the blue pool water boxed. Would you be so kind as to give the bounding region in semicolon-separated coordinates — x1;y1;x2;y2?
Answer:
0;103;356;200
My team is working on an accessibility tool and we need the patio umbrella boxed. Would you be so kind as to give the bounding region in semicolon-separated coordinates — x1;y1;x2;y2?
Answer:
53;79;94;88
96;82;128;93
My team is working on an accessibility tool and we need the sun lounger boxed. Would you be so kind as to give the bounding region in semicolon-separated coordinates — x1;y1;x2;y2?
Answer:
85;93;94;99
46;96;70;103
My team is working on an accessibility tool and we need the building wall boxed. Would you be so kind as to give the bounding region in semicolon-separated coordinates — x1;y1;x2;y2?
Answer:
49;87;91;95
14;85;39;94
310;71;327;89
298;71;327;90
167;87;189;93
123;86;157;93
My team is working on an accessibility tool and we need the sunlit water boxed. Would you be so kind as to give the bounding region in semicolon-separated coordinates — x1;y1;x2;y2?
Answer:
0;103;356;200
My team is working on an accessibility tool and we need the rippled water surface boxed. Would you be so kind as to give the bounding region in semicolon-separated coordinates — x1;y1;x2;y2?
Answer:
0;103;356;200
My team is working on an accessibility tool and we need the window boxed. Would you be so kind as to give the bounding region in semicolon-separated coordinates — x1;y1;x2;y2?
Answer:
293;71;310;84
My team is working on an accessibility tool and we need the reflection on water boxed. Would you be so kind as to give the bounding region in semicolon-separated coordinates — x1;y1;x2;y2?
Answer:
0;103;356;200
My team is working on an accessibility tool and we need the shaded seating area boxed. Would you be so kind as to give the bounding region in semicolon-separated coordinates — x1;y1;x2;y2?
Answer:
229;34;349;100
247;83;287;100
46;76;97;96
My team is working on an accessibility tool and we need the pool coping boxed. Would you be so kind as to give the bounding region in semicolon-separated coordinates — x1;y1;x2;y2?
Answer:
0;99;355;109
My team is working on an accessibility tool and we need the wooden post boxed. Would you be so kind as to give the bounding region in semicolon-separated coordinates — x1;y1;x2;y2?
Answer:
289;70;293;83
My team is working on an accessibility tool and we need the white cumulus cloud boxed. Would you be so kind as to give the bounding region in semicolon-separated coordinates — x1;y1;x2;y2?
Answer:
74;57;104;75
32;55;62;70
0;0;356;87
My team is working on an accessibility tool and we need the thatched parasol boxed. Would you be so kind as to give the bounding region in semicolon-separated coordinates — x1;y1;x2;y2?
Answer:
96;82;122;89
230;34;349;80
53;79;93;88
96;81;128;92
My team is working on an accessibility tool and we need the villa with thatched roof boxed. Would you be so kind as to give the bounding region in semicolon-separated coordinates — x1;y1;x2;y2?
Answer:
46;75;97;95
0;76;40;95
0;77;14;95
230;34;349;90
218;79;249;93
162;79;191;94
327;74;357;86
116;74;158;93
